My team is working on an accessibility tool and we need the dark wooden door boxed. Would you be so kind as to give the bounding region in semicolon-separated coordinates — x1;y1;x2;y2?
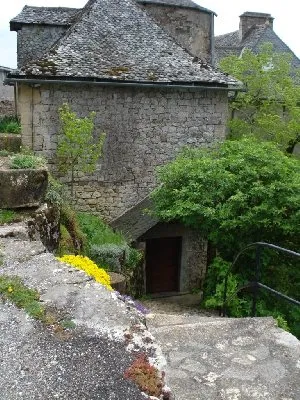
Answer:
146;237;181;293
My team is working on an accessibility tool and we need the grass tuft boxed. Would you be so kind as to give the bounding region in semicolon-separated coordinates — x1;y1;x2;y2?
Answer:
0;209;17;224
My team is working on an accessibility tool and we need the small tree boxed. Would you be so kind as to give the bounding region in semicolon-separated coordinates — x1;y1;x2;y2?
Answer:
57;103;105;198
220;43;300;153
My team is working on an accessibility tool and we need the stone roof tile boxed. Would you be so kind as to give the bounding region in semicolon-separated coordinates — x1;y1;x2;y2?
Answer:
215;26;300;67
13;0;238;86
10;6;80;30
136;0;216;14
110;197;158;241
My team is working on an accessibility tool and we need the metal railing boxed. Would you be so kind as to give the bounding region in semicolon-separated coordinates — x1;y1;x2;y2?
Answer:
221;242;300;317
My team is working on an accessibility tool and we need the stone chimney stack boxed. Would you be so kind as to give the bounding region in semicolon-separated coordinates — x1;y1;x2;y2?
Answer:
239;12;274;40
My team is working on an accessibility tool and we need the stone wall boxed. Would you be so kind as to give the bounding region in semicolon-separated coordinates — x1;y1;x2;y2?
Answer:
18;83;228;221
0;70;14;101
141;4;212;62
0;101;15;117
17;25;68;67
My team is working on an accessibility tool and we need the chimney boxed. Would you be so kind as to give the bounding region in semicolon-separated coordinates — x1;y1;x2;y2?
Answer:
239;12;274;41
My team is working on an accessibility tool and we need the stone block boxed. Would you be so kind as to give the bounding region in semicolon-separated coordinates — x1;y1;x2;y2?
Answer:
0;134;21;152
0;165;48;209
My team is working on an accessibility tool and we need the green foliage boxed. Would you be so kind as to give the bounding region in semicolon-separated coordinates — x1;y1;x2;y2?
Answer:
203;257;249;317
0;150;11;157
0;275;45;320
90;243;142;273
204;256;298;335
275;315;290;332
77;212;143;295
152;137;300;337
77;212;125;248
0;116;21;134
219;43;300;152
152;137;300;259
45;174;69;207
57;103;105;197
10;153;45;169
0;209;17;224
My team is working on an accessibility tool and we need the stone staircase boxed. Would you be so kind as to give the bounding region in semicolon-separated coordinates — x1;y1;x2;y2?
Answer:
146;312;300;400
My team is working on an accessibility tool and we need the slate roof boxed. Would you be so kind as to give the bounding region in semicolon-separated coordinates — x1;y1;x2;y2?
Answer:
10;6;81;30
10;0;238;86
136;0;216;14
215;25;300;67
110;197;158;241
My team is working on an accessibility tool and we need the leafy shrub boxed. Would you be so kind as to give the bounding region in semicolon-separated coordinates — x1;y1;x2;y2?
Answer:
90;243;126;272
45;175;70;207
90;243;142;273
57;254;112;290
10;154;45;169
152;137;300;259
0;116;21;134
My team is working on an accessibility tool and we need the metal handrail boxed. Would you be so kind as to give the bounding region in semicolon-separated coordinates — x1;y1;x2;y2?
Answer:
221;242;300;317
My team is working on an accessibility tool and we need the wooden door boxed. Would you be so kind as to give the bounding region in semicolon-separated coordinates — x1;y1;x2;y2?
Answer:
146;237;181;293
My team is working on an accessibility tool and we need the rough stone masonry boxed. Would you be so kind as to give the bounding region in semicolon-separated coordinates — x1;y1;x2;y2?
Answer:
19;83;228;221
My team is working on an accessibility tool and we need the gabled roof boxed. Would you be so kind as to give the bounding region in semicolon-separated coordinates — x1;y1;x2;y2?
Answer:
11;0;237;86
136;0;216;15
215;25;300;67
10;6;81;31
110;197;158;241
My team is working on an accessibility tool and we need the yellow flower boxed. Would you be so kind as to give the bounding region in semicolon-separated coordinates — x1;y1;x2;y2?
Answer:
7;286;13;293
57;255;113;291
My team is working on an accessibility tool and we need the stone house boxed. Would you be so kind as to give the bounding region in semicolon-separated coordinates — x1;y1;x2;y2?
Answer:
8;0;238;294
215;11;300;67
0;66;15;116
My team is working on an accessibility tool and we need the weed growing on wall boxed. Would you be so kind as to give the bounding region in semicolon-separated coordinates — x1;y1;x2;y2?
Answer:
0;116;21;134
10;153;45;169
0;209;17;224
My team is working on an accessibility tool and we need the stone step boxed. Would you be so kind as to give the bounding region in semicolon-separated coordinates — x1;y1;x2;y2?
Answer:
147;314;300;400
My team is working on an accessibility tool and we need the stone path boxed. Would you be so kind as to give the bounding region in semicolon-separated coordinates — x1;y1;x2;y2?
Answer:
146;312;300;400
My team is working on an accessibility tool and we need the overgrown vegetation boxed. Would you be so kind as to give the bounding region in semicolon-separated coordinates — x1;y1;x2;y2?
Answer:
151;137;300;336
45;178;142;295
220;43;300;153
0;209;17;224
0;116;21;134
10;153;45;169
0;275;75;334
57;103;105;198
77;212;143;296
